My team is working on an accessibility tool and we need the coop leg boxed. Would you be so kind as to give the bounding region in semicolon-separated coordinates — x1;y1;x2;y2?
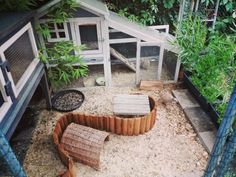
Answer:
0;129;26;177
41;72;52;109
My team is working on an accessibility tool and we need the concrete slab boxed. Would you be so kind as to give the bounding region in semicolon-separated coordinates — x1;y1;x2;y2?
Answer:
173;89;199;109
184;107;216;132
199;131;216;153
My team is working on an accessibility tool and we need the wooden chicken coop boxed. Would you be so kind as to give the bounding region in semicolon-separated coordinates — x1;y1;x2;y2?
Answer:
37;0;180;87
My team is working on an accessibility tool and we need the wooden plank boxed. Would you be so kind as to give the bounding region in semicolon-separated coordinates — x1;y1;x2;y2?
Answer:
113;94;148;100
110;47;136;72
113;105;150;111
139;80;164;90
113;94;150;115
109;38;138;44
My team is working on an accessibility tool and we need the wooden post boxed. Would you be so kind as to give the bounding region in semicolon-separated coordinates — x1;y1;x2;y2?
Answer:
127;119;134;136
109;117;115;133
140;117;147;134
157;45;164;80
174;57;181;82
115;117;122;135
135;40;141;85
102;18;112;86
122;119;128;135
41;72;52;109
134;118;141;135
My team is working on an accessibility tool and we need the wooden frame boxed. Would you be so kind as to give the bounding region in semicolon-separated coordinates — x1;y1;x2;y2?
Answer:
0;23;39;97
46;22;70;42
72;17;103;55
135;41;180;84
0;69;12;122
149;25;169;34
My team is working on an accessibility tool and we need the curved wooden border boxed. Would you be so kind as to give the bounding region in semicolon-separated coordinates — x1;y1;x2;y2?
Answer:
53;96;156;170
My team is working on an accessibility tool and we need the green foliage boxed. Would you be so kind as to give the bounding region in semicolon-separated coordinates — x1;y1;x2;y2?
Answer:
214;0;236;34
105;0;179;31
175;16;208;72
175;16;236;122
36;0;78;38
40;41;88;88
0;0;36;11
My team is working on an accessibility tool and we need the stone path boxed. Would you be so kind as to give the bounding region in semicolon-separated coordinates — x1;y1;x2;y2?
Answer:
173;89;217;153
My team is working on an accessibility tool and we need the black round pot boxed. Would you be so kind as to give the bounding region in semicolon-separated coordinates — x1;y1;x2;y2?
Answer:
51;89;85;112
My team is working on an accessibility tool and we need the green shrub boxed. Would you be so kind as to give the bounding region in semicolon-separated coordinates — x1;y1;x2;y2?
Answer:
175;16;236;122
40;41;88;88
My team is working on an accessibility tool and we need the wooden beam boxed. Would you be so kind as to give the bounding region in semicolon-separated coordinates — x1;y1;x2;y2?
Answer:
174;57;181;83
157;45;164;80
135;40;141;85
109;38;138;44
149;25;169;34
110;47;136;72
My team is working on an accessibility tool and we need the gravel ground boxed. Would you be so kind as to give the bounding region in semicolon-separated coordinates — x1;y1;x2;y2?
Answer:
23;86;208;177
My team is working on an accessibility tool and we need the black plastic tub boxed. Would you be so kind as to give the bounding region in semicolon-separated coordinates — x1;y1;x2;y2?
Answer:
51;89;85;112
183;72;210;112
209;104;220;129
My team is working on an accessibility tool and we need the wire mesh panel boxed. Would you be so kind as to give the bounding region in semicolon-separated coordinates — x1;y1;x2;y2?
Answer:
0;129;26;177
204;85;236;177
4;31;35;85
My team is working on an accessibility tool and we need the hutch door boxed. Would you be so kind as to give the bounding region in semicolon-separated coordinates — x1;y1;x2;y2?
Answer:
74;18;103;55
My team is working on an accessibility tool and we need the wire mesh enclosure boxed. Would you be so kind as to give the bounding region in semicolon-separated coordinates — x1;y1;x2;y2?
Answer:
204;85;236;177
4;31;35;85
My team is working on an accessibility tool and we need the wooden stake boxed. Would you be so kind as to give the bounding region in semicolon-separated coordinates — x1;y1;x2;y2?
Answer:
110;117;115;133
115;117;122;135
127;119;134;136
134;118;141;135
140;117;147;134
122;119;128;135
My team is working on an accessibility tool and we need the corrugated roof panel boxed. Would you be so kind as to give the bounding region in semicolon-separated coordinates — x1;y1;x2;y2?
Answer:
77;0;109;16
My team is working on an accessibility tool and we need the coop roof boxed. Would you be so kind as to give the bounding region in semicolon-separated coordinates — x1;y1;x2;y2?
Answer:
76;0;109;16
37;0;109;18
108;11;179;53
0;11;35;44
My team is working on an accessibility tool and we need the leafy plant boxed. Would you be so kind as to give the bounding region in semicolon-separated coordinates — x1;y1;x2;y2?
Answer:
105;0;179;31
40;41;88;87
175;16;236;122
36;0;78;38
174;16;208;72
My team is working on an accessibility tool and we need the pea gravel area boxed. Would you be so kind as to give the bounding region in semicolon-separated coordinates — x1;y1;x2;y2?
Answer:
23;86;208;177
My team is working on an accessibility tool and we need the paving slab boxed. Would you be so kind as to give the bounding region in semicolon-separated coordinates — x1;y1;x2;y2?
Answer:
184;107;216;132
173;89;199;109
199;131;216;153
